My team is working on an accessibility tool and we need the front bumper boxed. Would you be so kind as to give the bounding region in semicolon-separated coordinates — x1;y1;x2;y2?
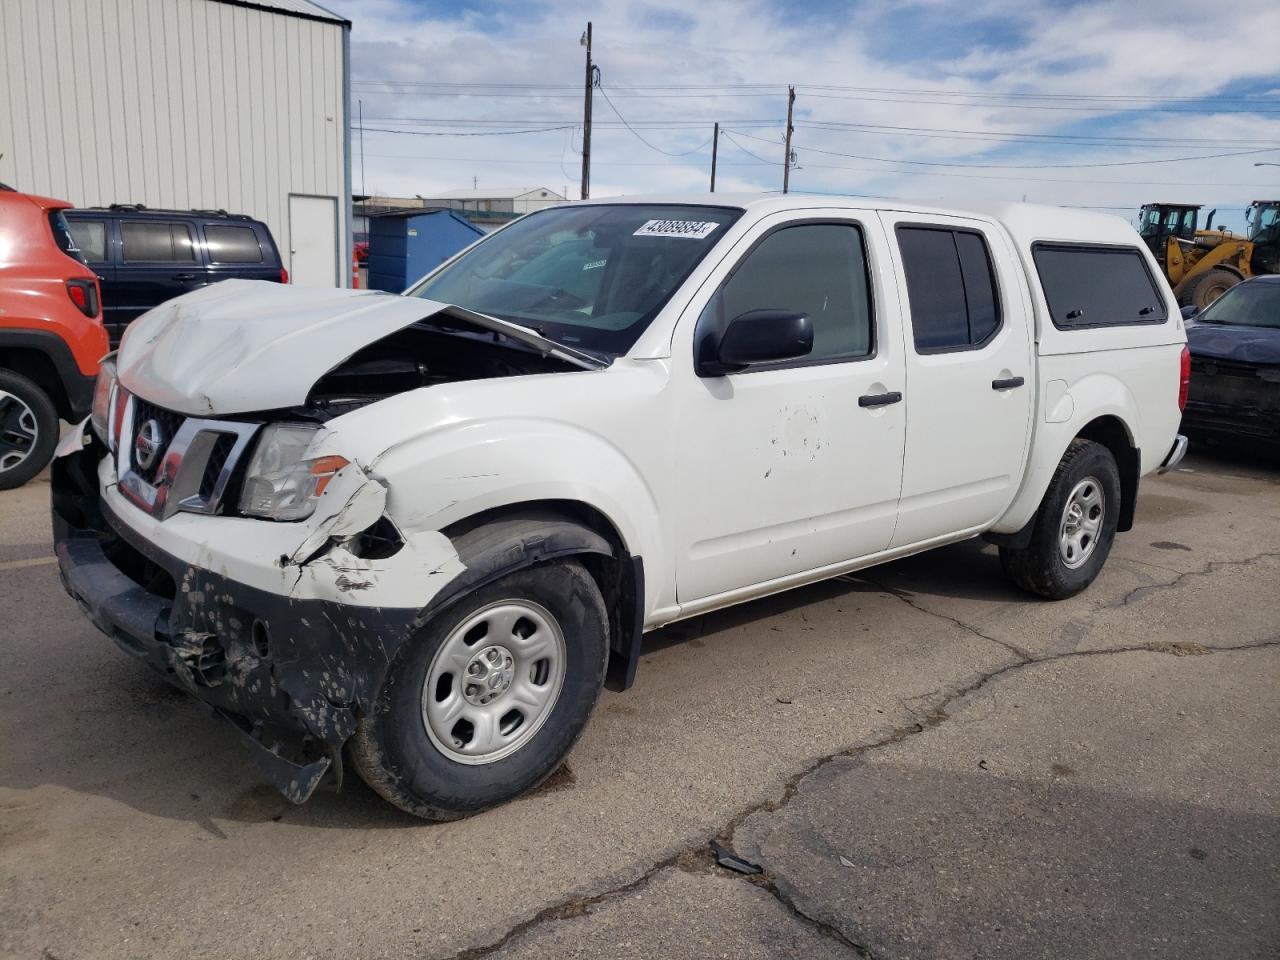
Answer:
1182;400;1280;445
51;441;421;802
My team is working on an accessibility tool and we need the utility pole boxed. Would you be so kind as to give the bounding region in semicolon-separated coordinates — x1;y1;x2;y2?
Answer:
358;99;365;197
782;85;795;194
580;22;594;201
710;122;719;192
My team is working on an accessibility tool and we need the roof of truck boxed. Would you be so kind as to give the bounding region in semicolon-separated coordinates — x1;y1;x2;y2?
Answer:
574;192;1140;249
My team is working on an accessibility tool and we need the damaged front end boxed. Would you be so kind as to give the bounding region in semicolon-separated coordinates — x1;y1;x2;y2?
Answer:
52;431;439;803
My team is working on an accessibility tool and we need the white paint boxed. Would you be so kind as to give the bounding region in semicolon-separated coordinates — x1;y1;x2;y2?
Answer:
288;195;340;287
95;193;1186;628
0;0;349;287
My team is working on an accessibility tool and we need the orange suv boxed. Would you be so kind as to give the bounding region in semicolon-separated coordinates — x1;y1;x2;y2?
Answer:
0;185;108;489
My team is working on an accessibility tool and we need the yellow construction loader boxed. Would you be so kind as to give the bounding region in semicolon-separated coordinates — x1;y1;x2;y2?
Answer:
1137;200;1279;309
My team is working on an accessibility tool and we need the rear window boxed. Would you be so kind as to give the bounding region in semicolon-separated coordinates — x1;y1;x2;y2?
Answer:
47;211;87;264
66;219;108;261
1033;244;1167;329
121;221;196;262
204;224;263;263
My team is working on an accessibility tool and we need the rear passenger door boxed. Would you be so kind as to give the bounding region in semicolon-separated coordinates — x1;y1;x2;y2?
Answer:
116;219;204;328
881;213;1034;547
201;222;277;284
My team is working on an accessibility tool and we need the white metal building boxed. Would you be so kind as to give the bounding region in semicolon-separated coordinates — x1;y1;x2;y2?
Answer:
0;0;352;287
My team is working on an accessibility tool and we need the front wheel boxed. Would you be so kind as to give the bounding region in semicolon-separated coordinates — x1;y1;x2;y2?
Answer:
349;560;609;820
1000;438;1121;600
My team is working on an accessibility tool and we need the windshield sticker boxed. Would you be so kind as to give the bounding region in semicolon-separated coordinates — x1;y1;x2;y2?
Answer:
582;259;607;271
633;219;721;240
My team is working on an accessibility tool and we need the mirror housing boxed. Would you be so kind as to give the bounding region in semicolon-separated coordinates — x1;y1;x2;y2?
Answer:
697;309;813;376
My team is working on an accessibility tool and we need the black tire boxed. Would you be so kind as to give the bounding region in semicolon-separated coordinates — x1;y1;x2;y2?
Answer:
0;369;59;491
999;439;1121;600
1180;268;1239;311
349;560;609;820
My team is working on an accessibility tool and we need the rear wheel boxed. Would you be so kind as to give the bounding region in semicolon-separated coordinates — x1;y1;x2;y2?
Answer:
1181;268;1239;311
349;560;609;820
0;370;59;491
1000;439;1121;600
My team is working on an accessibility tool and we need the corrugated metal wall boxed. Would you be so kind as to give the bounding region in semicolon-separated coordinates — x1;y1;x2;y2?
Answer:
0;0;349;286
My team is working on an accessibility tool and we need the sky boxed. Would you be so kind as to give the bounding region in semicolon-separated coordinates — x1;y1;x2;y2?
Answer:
323;0;1280;233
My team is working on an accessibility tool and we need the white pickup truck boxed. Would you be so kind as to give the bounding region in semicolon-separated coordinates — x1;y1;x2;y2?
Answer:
53;195;1189;819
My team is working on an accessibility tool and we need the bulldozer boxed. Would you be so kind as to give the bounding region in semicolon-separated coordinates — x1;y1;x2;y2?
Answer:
1137;200;1280;309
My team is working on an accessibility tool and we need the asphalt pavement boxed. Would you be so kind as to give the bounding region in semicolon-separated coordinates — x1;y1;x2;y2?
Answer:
1;446;1277;960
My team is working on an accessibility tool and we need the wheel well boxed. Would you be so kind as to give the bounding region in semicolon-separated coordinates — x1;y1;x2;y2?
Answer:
439;500;644;692
1075;416;1139;532
0;347;70;420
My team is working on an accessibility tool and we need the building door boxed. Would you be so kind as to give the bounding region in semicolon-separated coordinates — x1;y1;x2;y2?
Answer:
288;194;339;287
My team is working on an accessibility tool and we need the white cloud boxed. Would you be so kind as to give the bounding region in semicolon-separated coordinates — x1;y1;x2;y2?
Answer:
329;0;1280;231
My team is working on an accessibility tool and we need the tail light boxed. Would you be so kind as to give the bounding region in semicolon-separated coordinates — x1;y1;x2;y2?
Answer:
66;279;100;319
279;266;289;284
1178;344;1191;412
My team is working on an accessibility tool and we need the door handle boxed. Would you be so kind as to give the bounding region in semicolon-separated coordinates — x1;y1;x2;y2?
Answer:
173;274;196;282
991;376;1025;390
858;391;903;408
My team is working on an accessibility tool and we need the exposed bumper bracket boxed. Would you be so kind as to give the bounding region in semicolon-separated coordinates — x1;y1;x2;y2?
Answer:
1157;434;1189;474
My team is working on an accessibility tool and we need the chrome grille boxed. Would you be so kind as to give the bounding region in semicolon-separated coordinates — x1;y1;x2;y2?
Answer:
115;390;260;520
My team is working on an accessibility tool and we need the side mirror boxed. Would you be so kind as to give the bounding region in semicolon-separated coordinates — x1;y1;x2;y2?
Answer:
1180;304;1198;321
697;309;813;376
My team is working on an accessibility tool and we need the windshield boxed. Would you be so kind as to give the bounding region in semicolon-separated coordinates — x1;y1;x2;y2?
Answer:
408;204;742;356
1196;281;1280;329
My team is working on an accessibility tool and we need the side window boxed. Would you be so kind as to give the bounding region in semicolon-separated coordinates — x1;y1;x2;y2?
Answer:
896;225;1002;352
1033;244;1167;329
711;222;873;364
66;219;108;262
121;221;196;262
205;224;264;263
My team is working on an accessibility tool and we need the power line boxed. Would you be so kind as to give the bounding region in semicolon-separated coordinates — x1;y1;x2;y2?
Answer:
726;129;1280;169
360;124;576;137
794;120;1280;149
589;84;715;157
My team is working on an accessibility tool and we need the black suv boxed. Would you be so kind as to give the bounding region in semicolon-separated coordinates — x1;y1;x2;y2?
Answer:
64;205;286;344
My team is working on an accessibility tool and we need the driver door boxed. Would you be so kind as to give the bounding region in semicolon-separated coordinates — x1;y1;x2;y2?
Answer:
668;212;907;607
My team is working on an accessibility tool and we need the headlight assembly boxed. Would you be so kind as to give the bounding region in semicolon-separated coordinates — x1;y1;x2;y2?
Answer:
238;423;349;522
90;356;122;450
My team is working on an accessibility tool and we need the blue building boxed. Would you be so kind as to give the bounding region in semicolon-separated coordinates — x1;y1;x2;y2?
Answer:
367;208;486;293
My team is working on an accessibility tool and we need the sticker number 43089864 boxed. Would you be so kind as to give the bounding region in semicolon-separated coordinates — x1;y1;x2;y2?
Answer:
632;219;721;239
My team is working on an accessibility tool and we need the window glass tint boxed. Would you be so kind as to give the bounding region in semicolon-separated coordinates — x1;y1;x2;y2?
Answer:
1033;245;1166;328
898;228;968;349
898;226;1002;351
715;223;873;363
67;219;107;261
204;224;263;263
121;221;195;262
956;232;999;343
47;211;86;264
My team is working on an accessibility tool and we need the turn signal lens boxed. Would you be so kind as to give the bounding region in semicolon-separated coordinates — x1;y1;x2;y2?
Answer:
309;455;350;497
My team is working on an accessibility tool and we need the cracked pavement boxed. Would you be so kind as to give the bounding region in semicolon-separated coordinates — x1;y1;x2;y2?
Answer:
2;447;1278;959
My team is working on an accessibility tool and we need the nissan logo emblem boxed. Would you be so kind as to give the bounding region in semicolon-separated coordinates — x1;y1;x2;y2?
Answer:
134;419;165;471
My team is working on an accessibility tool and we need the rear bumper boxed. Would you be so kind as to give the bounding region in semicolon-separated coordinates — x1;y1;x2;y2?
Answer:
51;442;420;802
1156;434;1188;474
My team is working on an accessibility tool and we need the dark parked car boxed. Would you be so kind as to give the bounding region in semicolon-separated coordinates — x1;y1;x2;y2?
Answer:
64;205;286;344
1183;276;1280;445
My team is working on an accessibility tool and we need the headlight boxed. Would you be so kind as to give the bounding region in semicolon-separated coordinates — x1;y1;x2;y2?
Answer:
238;424;349;521
90;357;119;449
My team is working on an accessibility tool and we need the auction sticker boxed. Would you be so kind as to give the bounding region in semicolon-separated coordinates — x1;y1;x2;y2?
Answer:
633;219;721;239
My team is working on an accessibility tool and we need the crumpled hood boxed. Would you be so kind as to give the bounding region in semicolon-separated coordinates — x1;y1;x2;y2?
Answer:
116;279;599;416
1187;321;1280;366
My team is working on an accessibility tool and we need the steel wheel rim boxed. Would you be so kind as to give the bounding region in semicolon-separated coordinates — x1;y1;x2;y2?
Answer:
1059;476;1105;569
422;599;567;765
0;391;39;474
